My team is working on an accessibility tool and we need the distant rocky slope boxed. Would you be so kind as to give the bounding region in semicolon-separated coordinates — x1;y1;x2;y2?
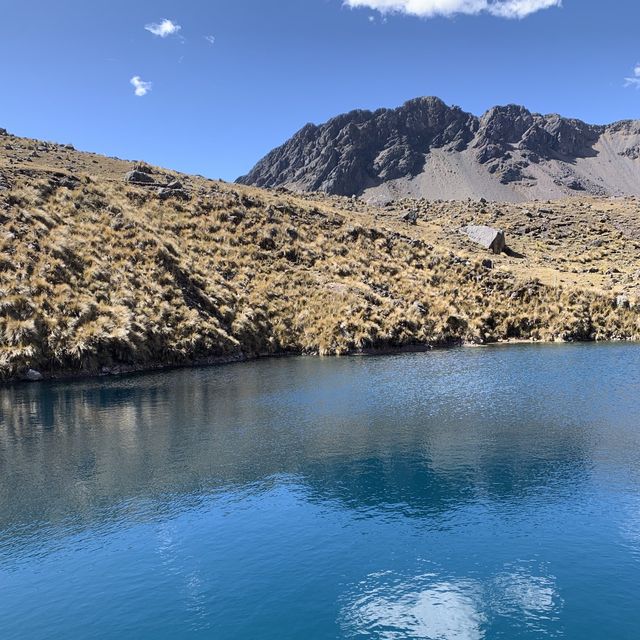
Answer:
1;127;640;381
237;97;640;202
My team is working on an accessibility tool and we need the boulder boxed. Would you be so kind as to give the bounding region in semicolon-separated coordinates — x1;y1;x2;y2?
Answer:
402;210;418;225
124;170;155;185
157;187;190;201
23;369;43;381
132;162;154;175
461;225;506;254
50;172;79;190
616;294;630;309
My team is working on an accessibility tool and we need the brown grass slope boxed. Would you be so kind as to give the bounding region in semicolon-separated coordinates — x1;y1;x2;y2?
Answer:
1;130;639;380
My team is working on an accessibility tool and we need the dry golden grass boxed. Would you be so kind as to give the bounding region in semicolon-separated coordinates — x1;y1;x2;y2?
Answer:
1;131;639;380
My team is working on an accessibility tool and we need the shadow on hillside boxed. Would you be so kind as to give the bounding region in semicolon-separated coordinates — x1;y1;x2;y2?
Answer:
504;246;525;259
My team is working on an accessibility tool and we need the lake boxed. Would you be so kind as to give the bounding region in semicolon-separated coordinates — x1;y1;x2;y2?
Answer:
1;344;640;639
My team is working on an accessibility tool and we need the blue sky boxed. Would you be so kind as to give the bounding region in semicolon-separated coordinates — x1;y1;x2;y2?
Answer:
2;0;639;181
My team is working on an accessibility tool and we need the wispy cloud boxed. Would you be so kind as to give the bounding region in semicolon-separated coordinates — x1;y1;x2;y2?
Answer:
204;35;216;45
130;76;152;97
343;0;562;19
145;18;181;37
625;63;640;88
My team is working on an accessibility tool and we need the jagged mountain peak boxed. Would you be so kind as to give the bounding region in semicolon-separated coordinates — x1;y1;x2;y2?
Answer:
237;97;640;202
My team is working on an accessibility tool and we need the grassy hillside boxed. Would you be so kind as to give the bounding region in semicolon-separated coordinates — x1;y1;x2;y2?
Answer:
1;130;639;380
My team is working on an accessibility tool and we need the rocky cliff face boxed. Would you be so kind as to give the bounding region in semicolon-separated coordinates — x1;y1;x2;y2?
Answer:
237;97;640;202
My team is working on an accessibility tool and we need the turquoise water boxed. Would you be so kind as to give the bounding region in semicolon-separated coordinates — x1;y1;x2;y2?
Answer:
1;344;640;639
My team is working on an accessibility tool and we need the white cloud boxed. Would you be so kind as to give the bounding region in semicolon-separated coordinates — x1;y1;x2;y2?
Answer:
625;63;640;88
145;19;181;37
204;35;216;45
343;0;562;19
130;76;152;97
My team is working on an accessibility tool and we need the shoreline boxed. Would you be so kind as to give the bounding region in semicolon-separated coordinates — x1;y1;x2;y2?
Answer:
5;336;638;387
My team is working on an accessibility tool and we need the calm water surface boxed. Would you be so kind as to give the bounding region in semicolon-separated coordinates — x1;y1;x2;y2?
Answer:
1;344;640;639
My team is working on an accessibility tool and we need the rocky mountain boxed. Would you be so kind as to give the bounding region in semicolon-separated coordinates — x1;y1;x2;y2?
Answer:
237;97;640;202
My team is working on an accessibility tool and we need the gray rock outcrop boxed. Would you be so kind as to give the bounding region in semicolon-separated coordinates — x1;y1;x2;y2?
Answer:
462;225;506;254
124;170;155;185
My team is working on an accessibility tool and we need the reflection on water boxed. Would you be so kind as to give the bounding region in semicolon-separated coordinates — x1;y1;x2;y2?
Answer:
493;566;560;623
1;344;640;639
341;570;486;640
341;563;562;639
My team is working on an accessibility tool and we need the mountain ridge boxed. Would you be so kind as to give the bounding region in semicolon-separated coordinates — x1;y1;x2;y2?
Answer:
237;97;640;202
